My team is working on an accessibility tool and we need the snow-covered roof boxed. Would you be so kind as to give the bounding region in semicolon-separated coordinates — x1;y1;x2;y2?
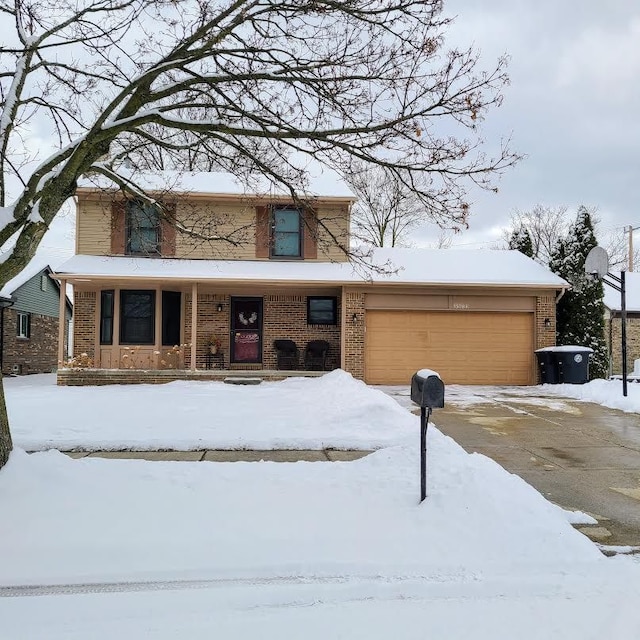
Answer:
604;271;640;311
0;208;75;300
77;169;356;201
54;248;569;288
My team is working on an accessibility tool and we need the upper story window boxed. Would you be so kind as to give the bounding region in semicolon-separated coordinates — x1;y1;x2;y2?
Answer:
17;312;30;338
126;200;160;255
271;207;302;258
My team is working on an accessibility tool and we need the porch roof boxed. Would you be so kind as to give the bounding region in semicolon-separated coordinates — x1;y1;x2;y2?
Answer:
53;249;569;289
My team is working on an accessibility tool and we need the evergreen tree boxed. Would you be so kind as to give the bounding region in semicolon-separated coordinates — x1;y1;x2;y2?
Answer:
549;206;608;379
508;227;534;258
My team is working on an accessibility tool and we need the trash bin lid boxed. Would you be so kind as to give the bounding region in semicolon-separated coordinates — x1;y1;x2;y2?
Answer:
535;345;594;353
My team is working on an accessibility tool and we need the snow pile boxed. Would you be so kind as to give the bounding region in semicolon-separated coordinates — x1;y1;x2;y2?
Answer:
7;370;416;451
542;378;640;413
2;371;640;638
0;429;601;587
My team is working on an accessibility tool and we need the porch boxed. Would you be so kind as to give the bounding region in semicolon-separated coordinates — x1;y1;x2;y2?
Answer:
57;368;327;386
55;276;350;382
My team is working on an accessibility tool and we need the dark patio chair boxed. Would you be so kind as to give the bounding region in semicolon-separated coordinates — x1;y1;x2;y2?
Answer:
273;339;299;370
304;340;330;371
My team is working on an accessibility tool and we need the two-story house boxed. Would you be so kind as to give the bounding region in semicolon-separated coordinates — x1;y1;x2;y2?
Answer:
53;171;568;386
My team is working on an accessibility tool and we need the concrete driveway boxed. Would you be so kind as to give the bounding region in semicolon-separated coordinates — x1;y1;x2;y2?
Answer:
383;385;640;548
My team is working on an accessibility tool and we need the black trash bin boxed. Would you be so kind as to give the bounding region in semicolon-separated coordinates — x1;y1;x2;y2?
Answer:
555;346;593;384
535;348;560;384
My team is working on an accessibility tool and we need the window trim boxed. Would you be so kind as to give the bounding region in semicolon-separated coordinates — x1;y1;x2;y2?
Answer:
270;206;303;259
119;289;156;345
125;200;161;256
16;312;31;339
307;296;338;325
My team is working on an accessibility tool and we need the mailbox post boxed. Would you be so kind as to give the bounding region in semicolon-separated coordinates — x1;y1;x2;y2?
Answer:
410;369;445;502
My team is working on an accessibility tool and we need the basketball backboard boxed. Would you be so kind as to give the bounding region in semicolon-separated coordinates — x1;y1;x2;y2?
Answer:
585;246;609;278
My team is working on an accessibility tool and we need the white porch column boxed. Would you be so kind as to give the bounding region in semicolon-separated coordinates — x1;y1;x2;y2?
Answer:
191;282;198;370
57;278;66;366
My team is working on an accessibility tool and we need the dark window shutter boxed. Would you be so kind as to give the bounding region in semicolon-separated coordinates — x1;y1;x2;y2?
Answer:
111;201;126;254
255;205;270;258
26;313;31;338
160;203;177;257
302;208;318;259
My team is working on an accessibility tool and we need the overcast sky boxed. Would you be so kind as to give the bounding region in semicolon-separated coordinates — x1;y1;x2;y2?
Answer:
416;0;640;249
12;0;640;256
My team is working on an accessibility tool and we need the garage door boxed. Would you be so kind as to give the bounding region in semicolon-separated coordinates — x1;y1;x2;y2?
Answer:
365;310;534;385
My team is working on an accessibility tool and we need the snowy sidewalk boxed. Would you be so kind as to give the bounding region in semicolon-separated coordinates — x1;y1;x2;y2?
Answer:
65;449;370;462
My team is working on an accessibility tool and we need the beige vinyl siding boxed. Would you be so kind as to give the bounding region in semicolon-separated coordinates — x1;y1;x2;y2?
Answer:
76;195;351;261
175;201;350;261
316;204;350;262
77;198;112;255
174;201;256;260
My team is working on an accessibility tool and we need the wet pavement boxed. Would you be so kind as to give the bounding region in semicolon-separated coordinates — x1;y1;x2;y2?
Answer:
384;385;640;548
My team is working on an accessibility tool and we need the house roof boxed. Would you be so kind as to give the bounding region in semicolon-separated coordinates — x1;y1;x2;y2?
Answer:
53;248;569;289
76;170;356;202
604;271;640;312
0;209;75;303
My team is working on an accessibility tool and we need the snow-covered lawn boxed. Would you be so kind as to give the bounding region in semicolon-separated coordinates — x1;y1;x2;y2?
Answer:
5;371;414;451
2;372;640;638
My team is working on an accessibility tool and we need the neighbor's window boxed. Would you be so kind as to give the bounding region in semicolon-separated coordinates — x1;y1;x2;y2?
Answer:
17;312;31;338
271;207;301;257
120;290;155;344
307;297;337;325
40;274;48;291
126;200;160;255
100;290;114;345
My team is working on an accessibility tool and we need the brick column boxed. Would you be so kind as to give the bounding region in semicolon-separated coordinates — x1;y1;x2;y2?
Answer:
343;291;365;380
73;291;97;361
535;295;556;350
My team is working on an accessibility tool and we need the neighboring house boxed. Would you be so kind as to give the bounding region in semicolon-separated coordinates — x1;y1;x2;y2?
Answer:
53;172;568;386
0;266;73;375
604;272;640;375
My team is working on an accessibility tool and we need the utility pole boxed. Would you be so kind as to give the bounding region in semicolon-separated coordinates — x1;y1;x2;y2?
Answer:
624;225;640;272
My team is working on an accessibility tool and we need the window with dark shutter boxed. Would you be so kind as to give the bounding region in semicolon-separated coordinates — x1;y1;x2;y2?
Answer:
126;201;160;255
271;207;302;258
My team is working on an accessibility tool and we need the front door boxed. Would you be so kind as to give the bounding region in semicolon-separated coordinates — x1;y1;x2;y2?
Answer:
230;297;263;364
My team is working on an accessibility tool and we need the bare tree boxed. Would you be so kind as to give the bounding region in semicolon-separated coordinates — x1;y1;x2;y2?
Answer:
348;164;425;247
604;227;640;272
502;205;640;270
0;0;518;466
503;205;571;265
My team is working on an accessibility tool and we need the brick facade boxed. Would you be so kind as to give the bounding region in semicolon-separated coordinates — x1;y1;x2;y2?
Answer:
343;291;365;380
72;291;97;362
608;314;640;375
2;309;69;375
535;296;556;349
184;293;341;370
534;295;557;383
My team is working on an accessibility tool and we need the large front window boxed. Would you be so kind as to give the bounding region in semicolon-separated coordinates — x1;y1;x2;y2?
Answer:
126;200;160;255
271;207;301;257
120;290;155;344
